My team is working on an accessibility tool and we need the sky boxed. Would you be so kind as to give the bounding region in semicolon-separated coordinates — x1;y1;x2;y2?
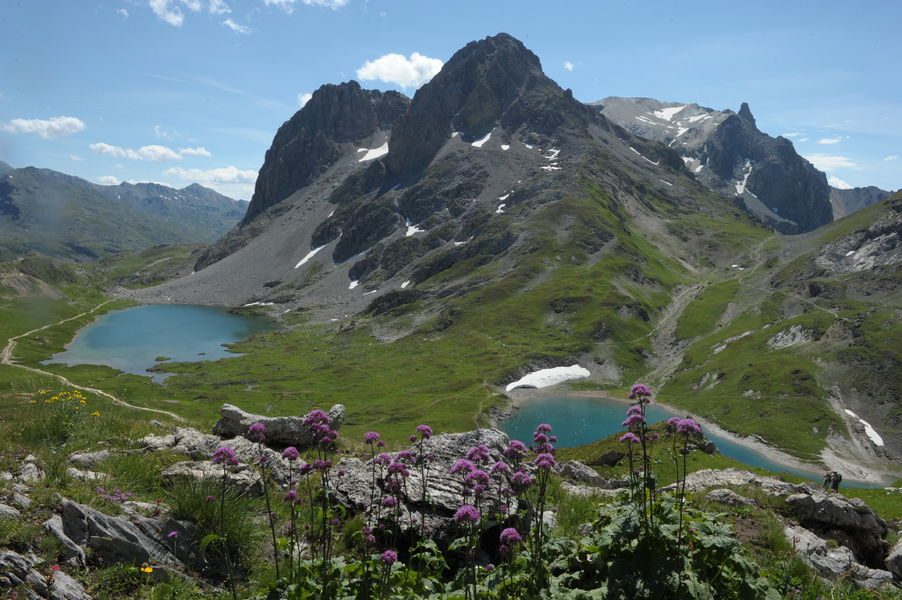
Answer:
1;0;900;200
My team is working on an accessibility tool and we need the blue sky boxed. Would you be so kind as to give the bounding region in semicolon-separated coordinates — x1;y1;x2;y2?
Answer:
1;0;899;199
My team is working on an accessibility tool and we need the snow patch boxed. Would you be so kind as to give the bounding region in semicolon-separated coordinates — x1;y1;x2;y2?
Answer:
328;209;335;218
635;115;659;126
400;280;410;289
294;245;325;269
405;221;424;237
522;141;534;149
544;148;560;161
653;105;687;121
501;144;510;151
348;280;359;290
358;142;389;162
687;114;712;124
735;161;753;195
844;409;859;418
767;325;814;349
845;250;855;257
363;290;377;296
471;132;491;148
451;132;460;138
505;365;591;392
243;301;275;307
861;420;884;447
496;204;506;214
499;193;510;201
540;164;562;171
694;165;704;173
659;179;673;187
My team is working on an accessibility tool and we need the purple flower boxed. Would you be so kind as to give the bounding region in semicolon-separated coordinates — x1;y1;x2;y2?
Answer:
380;549;398;565
282;446;299;461
677;418;702;436
454;505;481;524
534;453;556;470
313;459;332;471
533;433;548;445
387;461;410;477
466;444;490;463
283;489;299;503
622;413;645;428
416;424;433;439
408;435;417;443
302;409;329;426
619;432;640;444
499;544;509;555
647;432;659;443
299;463;314;476
548;435;558;444
396;450;415;463
374;453;392;466
503;440;528;459
667;416;681;428
247;422;266;442
205;495;216;503
212;447;239;466
364;431;381;444
377;440;385;448
490;461;510;474
629;383;653;401
450;459;475;475
500;527;522;545
485;563;495;573
465;469;490;486
536;423;553;433
627;404;643;416
382;496;399;508
472;483;486;496
511;469;533;488
166;530;179;539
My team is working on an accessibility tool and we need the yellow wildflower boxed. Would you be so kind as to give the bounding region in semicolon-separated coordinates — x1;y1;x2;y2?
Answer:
140;563;154;574
91;411;101;417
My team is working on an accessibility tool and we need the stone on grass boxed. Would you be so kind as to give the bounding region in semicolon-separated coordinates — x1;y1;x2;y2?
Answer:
785;524;893;590
705;488;756;507
161;461;264;495
212;403;345;447
68;450;111;468
0;503;21;519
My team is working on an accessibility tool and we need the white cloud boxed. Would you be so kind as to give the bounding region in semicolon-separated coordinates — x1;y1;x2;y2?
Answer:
90;142;183;161
799;138;809;142
149;0;185;26
179;146;212;157
884;154;899;162
223;18;251;33
356;52;443;89
69;154;83;161
297;92;313;108
153;124;172;140
208;0;230;14
818;137;842;145
97;175;122;186
563;61;574;72
804;153;858;171
781;132;803;138
116;8;129;18
164;165;257;183
0;116;86;138
828;175;853;190
263;0;348;12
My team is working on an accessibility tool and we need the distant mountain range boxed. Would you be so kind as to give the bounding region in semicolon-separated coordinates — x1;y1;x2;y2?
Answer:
0;162;246;260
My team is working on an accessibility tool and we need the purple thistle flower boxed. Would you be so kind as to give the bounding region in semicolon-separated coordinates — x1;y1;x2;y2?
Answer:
166;530;179;539
415;424;433;439
247;422;266;442
212;446;239;466
622;413;645;428
647;432;659;443
299;463;314;476
387;461;410;476
490;461;510;474
454;505;481;524
619;432;640;444
465;469;490;486
408;435;417;443
511;469;533;488
377;440;385;447
533;433;548;445
485;563;495;573
500;527;522;545
536;423;553;433
499;544;509;555
381;496;398;508
677;418;702;436
281;446;299;461
629;383;653;401
302;409;329;426
364;431;381;444
283;489;299;503
396;450;415;463
380;549;398;565
627;404;643;416
313;459;332;471
465;444;490;463
534;453;556;470
205;495;216;503
548;435;558;444
374;453;392;466
667;416;681;427
450;459;475;475
503;440;528;459
472;483;486;496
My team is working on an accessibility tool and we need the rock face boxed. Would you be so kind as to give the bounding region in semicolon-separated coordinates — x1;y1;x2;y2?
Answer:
140;426;300;485
813;197;902;275
212;402;345;447
705;488;756;506
555;460;626;489
161;460;263;495
785;524;893;590
331;428;518;538
245;81;410;223
0;548;92;599
830;185;892;219
886;538;902;580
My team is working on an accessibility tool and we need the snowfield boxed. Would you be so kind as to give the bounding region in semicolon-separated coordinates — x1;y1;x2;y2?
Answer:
358;142;389;162
294;245;325;269
505;365;591;392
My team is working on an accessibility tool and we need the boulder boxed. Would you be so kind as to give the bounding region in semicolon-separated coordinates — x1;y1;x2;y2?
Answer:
559;481;620;498
18;462;44;482
661;468;803;496
49;569;92;600
12;492;31;510
886;538;902;580
43;515;86;566
212;403;345;447
591;450;625;467
0;503;21;519
331;428;520;538
140;426;300;485
0;549;47;598
66;467;105;481
161;461;264;495
0;471;12;481
705;488;756;507
68;450;111;468
556;460;627;490
785;524;893;590
786;491;888;565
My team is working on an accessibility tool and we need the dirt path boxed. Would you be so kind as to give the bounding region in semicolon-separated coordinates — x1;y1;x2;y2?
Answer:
1;301;184;422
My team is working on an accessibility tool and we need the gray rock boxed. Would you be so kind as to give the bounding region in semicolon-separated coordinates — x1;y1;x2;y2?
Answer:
43;515;86;566
557;460;605;486
0;503;21;519
18;462;44;482
592;450;624;467
12;483;29;494
12;492;31;510
331;428;519;538
66;467;105;481
661;468;803;496
705;488;756;507
49;569;92;600
0;471;12;481
0;549;47;597
140;426;300;485
212;402;345;447
887;538;902;580
121;501;167;518
559;481;620;498
161;460;264;495
785;524;894;590
68;450;111;468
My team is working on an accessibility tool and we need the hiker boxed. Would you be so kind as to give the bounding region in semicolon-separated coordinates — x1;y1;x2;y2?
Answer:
823;470;832;490
831;471;842;492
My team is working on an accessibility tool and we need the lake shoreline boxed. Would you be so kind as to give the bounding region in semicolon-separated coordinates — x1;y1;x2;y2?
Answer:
497;386;895;486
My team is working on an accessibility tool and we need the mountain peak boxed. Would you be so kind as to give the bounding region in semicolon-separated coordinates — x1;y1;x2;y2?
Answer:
738;102;756;127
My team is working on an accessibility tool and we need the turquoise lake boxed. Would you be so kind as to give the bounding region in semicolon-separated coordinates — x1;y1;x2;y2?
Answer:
45;304;272;382
501;395;879;488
